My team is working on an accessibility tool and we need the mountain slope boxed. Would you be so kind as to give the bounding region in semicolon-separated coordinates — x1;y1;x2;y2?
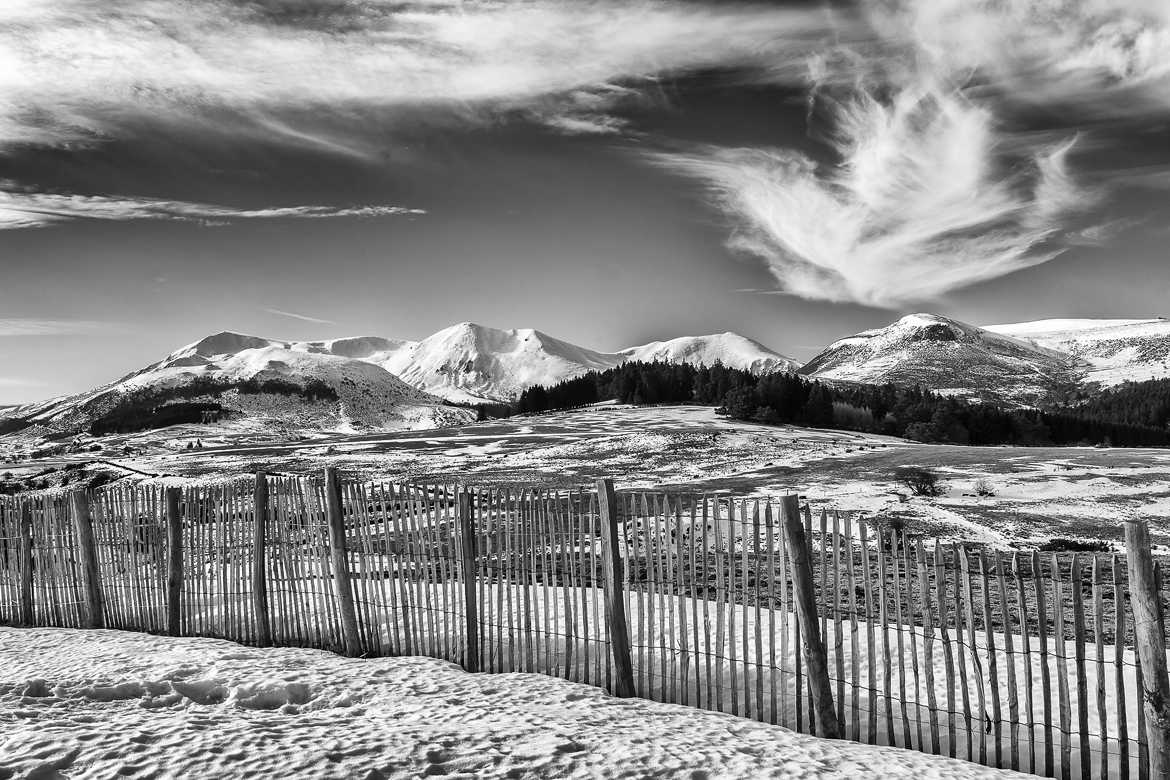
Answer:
985;318;1170;387
10;332;469;435
799;313;1082;405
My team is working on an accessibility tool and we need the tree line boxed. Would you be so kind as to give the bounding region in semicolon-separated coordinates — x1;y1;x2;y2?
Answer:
500;361;1170;447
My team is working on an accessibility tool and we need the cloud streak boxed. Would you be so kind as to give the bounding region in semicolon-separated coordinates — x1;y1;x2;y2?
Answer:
263;308;337;326
0;188;423;230
0;319;112;337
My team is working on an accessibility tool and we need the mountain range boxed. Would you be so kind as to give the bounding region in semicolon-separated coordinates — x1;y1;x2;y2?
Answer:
3;314;1167;438
1;323;797;436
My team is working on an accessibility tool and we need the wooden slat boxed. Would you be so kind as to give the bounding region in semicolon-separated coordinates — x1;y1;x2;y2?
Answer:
714;498;727;714
936;542;957;759
980;550;1003;768
753;501;764;720
1092;556;1108;780
903;535;923;752
728;500;739;717
893;529;912;749
1070;555;1091;780
1115;555;1131;780
676;498;689;706
1035;550;1055;778
1015;552;1037;776
778;501;790;729
766;501;778;726
953;545;974;763
1053;553;1073;780
879;533;894;743
861;520;877;744
962;548;989;766
996;551;1020;772
832;511;845;732
165;487;183;637
846;514;861;742
918;541;940;755
781;495;839;739
596;479;635;698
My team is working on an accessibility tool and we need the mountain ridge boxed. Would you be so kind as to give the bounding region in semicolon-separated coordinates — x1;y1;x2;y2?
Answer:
2;322;799;436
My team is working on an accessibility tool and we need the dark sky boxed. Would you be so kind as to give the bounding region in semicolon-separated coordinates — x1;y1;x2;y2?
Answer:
2;1;1170;403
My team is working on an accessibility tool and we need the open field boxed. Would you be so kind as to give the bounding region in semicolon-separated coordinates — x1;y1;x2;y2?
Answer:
4;404;1170;547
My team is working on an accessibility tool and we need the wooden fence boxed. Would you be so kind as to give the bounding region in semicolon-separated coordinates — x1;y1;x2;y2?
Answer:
1;472;1168;780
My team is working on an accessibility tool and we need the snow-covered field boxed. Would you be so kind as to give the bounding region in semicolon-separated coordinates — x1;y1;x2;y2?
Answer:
0;627;1024;779
4;404;1169;548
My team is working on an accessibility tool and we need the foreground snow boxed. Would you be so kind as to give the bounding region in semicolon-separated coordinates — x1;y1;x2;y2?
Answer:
0;627;1022;779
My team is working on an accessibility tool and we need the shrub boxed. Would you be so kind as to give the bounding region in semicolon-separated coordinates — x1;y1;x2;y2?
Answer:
973;478;996;497
1038;538;1113;553
895;467;946;497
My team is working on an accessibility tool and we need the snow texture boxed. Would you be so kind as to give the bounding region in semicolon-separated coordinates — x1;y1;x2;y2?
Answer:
0;627;1024;779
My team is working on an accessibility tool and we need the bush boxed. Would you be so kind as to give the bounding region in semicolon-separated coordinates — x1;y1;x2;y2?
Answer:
1038;538;1113;553
973;478;996;497
895;467;946;497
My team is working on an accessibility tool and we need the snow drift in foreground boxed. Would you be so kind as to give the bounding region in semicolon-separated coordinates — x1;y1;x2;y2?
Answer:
0;628;1021;779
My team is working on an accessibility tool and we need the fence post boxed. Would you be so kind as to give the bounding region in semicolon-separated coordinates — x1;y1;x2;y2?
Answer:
165;487;183;636
19;500;33;626
253;472;272;647
458;490;480;672
1125;520;1170;780
781;494;840;739
324;467;363;657
596;478;636;698
71;490;104;629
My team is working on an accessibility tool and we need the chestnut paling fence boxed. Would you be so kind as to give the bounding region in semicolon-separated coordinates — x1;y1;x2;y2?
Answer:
1;473;1169;780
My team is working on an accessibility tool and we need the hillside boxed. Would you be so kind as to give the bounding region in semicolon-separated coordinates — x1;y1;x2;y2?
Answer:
5;332;469;437
799;314;1081;405
986;318;1170;387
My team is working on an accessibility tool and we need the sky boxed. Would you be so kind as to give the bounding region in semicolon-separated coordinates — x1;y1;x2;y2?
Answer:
2;0;1170;404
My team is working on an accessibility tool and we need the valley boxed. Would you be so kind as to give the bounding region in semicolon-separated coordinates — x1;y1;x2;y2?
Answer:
5;403;1169;550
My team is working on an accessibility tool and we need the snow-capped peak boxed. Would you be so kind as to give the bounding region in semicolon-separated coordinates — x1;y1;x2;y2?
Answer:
621;332;801;375
800;313;1081;405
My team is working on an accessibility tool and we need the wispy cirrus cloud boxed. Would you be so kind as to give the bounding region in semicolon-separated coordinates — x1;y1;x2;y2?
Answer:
0;1;832;153
652;0;1165;307
0;188;423;230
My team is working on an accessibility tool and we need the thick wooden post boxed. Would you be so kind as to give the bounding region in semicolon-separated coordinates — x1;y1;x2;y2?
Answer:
165;487;183;636
324;467;363;657
1126;520;1170;780
458;490;480;672
19;500;33;626
253;472;272;647
71;491;104;629
781;494;840;739
596;478;636;698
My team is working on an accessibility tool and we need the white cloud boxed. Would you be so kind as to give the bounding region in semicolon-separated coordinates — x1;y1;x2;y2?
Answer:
0;1;833;153
0;189;424;230
650;0;1166;307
